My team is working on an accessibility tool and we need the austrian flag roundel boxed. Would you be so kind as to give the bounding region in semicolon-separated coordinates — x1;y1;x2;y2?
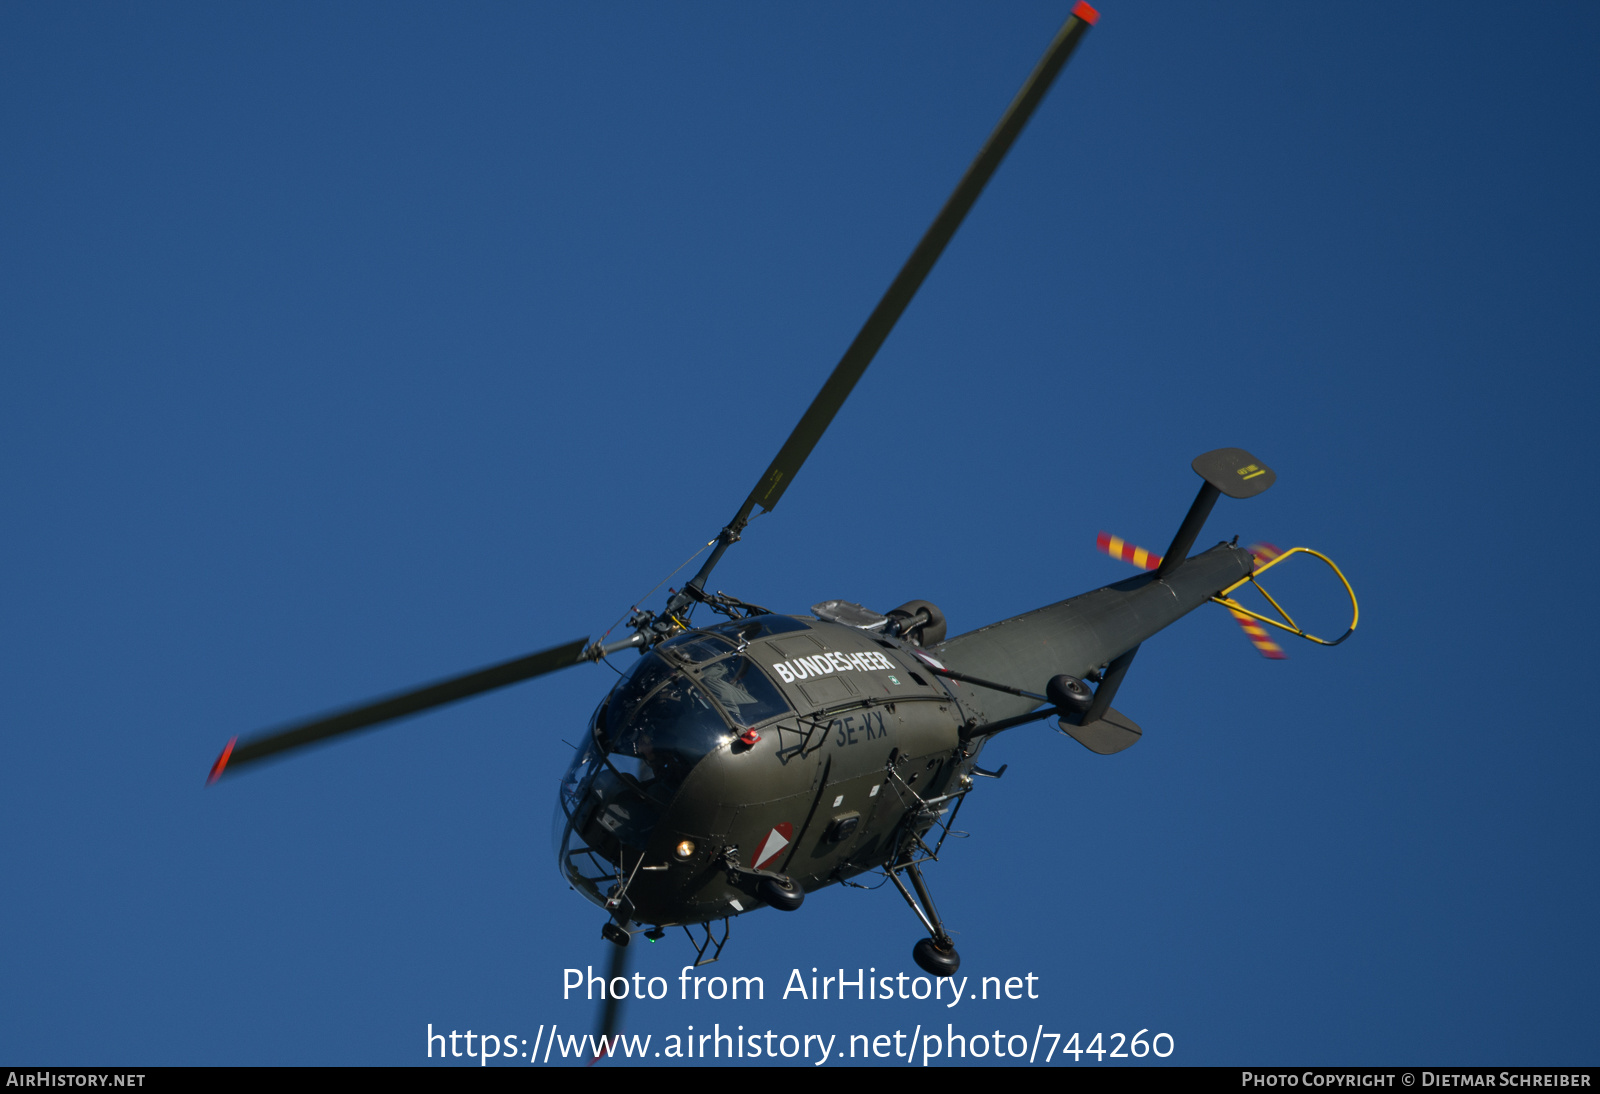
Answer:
752;823;794;870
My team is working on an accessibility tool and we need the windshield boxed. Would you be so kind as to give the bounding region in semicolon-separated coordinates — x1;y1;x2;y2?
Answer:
554;648;797;909
607;669;730;789
696;656;791;727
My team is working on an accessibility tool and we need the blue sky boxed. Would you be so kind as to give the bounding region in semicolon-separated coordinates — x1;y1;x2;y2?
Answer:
2;2;1597;1066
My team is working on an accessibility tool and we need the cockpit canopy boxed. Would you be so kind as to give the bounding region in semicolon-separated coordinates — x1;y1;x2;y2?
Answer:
554;619;803;909
599;639;792;790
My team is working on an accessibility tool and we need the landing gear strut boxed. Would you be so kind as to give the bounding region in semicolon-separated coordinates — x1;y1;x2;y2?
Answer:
886;855;961;977
720;847;805;912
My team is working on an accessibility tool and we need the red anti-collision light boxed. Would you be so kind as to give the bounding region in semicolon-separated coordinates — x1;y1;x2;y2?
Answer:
1073;1;1100;25
738;728;761;746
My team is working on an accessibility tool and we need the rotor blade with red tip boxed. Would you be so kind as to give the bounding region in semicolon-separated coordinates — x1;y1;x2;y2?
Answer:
680;4;1102;601
1096;531;1163;571
205;636;591;783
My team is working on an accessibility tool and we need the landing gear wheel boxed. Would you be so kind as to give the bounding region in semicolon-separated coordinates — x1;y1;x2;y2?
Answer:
1047;674;1094;716
757;874;805;912
912;937;961;977
600;922;630;947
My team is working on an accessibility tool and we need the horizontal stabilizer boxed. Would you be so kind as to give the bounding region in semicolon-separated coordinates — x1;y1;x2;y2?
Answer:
1058;706;1142;755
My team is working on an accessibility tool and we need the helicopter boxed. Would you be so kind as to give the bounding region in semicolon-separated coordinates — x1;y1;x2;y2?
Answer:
204;1;1357;988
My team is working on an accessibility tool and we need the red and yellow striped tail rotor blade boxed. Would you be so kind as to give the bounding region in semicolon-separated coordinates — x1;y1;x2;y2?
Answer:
1096;531;1163;572
1229;607;1288;660
1246;541;1283;568
1099;532;1287;657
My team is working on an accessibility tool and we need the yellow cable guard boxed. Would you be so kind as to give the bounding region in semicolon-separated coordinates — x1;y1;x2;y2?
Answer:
1211;547;1359;647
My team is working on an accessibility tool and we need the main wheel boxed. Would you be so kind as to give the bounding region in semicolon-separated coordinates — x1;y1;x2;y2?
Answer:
1047;673;1094;716
757;874;805;912
912;937;961;977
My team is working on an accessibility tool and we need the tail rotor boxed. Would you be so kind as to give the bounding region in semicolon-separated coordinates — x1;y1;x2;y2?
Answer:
1096;531;1289;659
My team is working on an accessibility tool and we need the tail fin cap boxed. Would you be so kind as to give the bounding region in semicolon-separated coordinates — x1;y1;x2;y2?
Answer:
1193;447;1275;499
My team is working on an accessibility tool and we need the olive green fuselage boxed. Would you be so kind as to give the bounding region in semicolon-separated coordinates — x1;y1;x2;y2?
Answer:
564;541;1252;928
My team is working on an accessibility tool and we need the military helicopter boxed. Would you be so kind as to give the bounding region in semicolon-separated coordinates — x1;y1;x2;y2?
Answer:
205;1;1357;986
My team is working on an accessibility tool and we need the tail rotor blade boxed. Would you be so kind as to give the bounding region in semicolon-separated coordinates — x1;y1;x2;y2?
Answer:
1228;606;1288;660
1096;531;1163;571
1235;543;1288;657
1247;541;1283;568
1098;533;1287;658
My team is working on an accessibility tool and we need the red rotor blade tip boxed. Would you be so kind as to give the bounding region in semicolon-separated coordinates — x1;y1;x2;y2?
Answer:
1073;2;1101;25
206;737;237;786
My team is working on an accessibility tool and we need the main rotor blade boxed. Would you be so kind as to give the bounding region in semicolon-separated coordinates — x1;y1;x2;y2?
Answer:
206;636;590;783
590;939;630;1065
680;4;1099;599
737;4;1099;527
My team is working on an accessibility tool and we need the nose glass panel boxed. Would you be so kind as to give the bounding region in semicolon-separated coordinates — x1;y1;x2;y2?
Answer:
553;655;730;910
554;706;669;910
553;647;795;910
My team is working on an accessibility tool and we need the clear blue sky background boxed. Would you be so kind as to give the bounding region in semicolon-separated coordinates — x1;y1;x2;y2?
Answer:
3;1;1596;1067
